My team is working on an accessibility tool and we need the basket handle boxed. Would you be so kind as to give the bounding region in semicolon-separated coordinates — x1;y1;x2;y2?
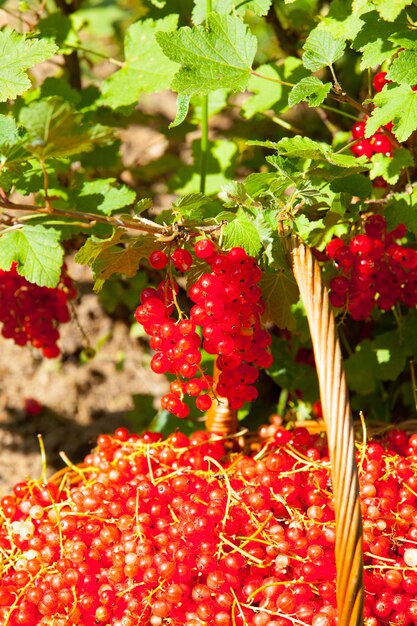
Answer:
289;236;364;626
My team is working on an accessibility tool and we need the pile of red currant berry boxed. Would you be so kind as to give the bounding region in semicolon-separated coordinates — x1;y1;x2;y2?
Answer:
135;241;273;417
327;215;417;319
2;423;417;625
0;263;76;358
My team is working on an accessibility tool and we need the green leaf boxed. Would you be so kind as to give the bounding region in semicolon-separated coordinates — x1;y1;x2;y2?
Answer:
191;90;229;123
92;245;145;292
173;139;238;195
373;0;413;22
37;12;79;50
302;29;346;71
0;115;20;146
134;198;153;215
330;173;372;198
75;230;156;291
352;11;402;70
316;0;366;40
369;148;414;184
223;209;262;256
235;0;272;16
0;30;58;102
172;193;222;223
288;76;332;108
192;0;234;23
75;230;124;267
155;13;257;97
0;225;63;287
19;97;112;159
259;269;298;330
345;340;379;395
192;0;271;23
386;50;417;85
267;336;319;403
74;179;136;215
169;94;191;128
373;331;407;381
365;85;417;142
100;15;180;109
264;136;368;169
384;191;417;232
242;64;282;119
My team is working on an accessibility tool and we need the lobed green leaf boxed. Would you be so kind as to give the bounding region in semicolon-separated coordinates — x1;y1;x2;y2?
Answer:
100;15;180;109
0;30;58;102
302;29;346;71
365;85;417;142
0;225;63;287
288;76;332;108
156;13;257;98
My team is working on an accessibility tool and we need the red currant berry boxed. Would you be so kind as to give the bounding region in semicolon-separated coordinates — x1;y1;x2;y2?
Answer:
194;239;216;259
373;71;390;92
351;121;366;139
170;248;193;272
149;250;168;270
350;139;374;158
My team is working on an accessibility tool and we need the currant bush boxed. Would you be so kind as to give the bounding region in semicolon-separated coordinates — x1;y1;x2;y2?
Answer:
135;242;273;416
2;424;417;625
0;263;75;357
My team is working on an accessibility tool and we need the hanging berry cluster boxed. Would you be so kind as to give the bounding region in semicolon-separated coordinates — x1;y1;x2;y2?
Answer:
3;424;417;625
0;263;76;358
349;70;417;164
135;241;273;417
327;215;417;320
350;73;394;161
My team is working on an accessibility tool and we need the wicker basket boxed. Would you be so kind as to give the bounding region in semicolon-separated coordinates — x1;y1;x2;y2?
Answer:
290;237;363;626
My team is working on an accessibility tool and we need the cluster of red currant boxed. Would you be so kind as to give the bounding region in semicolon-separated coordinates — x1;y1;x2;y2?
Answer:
0;263;75;358
135;241;272;417
327;215;417;319
350;73;394;161
2;423;417;625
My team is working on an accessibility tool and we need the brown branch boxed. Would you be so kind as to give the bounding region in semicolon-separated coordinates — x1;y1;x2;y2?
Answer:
0;199;225;237
0;199;165;234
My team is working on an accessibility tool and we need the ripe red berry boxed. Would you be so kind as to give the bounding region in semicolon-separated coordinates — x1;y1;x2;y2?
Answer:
351;121;366;139
149;250;168;270
373;71;390;92
194;239;216;259
350;139;373;158
195;394;212;411
170;248;193;272
371;133;392;154
0;263;74;357
24;398;43;416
